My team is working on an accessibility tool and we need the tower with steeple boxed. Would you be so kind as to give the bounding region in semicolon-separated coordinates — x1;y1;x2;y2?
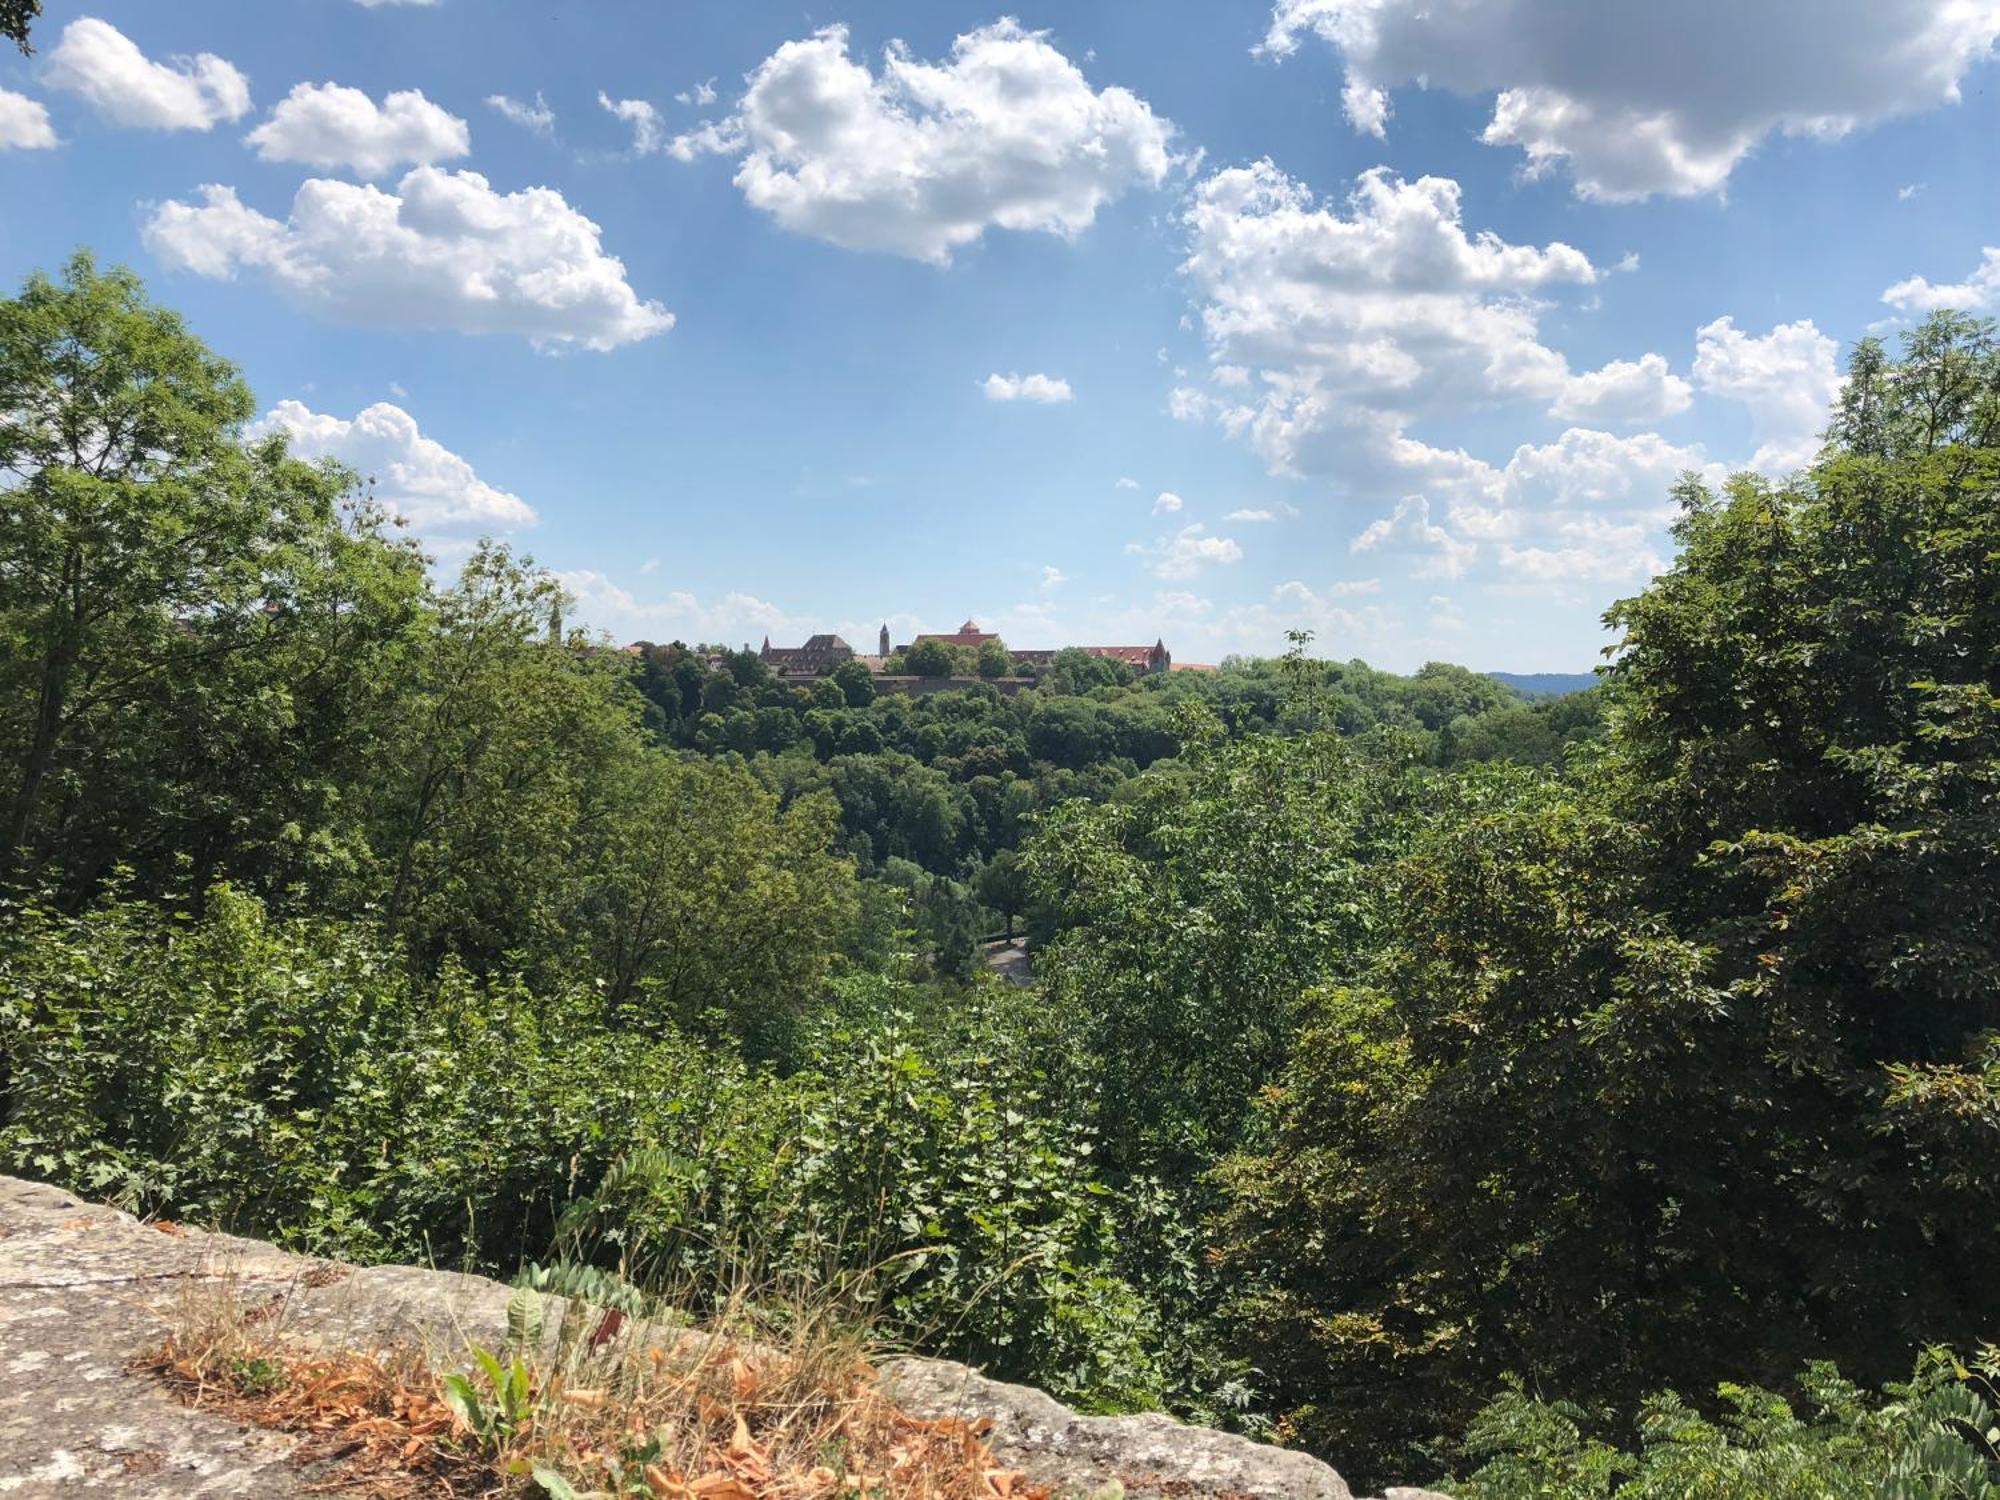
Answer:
879;623;891;656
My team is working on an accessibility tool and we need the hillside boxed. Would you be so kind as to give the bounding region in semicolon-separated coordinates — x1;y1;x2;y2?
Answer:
1486;670;1599;697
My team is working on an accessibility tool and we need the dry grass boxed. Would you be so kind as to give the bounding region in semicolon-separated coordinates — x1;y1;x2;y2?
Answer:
148;1271;1068;1500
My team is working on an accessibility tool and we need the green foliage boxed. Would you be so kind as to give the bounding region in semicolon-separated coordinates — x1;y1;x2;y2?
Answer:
1455;1350;2000;1500
1198;314;2000;1485
0;253;429;894
442;1344;537;1454
903;639;957;678
976;637;1013;679
0;0;37;53
771;976;1160;1409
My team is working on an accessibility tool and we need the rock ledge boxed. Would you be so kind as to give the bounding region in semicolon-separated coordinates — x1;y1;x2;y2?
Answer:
0;1175;1434;1498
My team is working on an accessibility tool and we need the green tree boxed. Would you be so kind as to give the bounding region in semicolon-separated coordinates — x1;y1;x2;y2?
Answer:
582;755;855;1058
0;254;420;888
905;638;957;678
974;848;1027;938
977;636;1013;679
1211;315;2000;1484
362;546;634;972
831;656;875;707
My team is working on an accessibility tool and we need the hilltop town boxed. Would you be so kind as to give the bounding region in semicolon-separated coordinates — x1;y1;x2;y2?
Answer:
742;617;1210;693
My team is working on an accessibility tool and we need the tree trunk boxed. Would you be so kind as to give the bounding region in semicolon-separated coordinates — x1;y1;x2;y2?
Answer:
5;638;73;862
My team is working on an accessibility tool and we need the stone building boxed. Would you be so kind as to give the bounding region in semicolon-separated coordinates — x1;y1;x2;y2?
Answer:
759;633;853;676
1009;640;1172;675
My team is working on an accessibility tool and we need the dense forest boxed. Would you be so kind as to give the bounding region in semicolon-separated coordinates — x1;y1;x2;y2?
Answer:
5;255;1999;1496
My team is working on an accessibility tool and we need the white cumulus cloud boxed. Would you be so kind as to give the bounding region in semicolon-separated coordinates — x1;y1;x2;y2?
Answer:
0;89;56;149
144;167;673;352
1498;427;1715;511
247;82;468;177
1152;490;1184;515
1350;494;1475;579
249;399;535;534
1882;247;2000;315
983;372;1073;403
1180;161;1599;480
1552;353;1693;424
1693;316;1841;473
45;17;250;131
1262;0;2000;200
1130;523;1242;579
671;19;1179;263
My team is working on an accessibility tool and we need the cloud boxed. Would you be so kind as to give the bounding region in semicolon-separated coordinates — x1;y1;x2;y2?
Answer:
1039;565;1067;592
487;92;555;136
1882;247;2000;315
1225;508;1278;522
1552;353;1693;424
0;89;55;149
1497;514;1664;583
671;19;1178;263
246;82;468;177
45;17;250;131
1212;579;1395;659
1693;316;1841;472
144;168;673;352
1898;182;1925;201
1350;494;1475;579
1130;523;1243;579
1152;490;1183;515
983;371;1073;403
561;571;813;647
599;92;665;154
1262;0;2000;200
1179;161;1600;479
1115;476;1139;489
1497;427;1715;511
248;399;535;533
675;78;718;107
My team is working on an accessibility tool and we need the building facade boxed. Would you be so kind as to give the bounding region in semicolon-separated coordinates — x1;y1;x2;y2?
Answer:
759;633;853;676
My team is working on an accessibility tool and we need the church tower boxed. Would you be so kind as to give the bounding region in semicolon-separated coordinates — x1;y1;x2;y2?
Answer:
879;623;891;656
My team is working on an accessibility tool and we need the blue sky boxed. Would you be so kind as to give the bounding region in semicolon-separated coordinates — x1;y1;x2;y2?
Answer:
3;1;1997;670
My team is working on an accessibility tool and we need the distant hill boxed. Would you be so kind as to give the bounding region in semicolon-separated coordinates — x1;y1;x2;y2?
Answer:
1488;671;1599;698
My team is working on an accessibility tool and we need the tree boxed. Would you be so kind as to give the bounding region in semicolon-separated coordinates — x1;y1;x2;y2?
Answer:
0;254;400;881
362;546;635;972
582;755;855;1058
831;656;875;707
1041;647;1125;695
977;637;1012;679
904;638;956;678
2;0;39;54
1209;315;2000;1485
973;849;1027;938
